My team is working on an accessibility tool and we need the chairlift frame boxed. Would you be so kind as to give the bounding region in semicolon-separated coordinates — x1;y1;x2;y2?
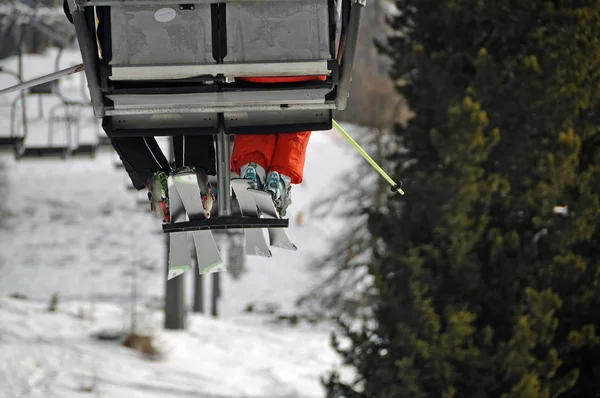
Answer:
0;66;26;149
63;0;365;227
0;0;367;272
0;5;99;159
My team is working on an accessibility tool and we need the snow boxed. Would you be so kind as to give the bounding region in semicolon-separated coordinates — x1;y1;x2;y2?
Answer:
553;205;568;216
0;48;362;397
1;298;339;398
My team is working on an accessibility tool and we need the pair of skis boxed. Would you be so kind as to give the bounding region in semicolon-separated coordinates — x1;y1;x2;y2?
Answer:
166;171;297;280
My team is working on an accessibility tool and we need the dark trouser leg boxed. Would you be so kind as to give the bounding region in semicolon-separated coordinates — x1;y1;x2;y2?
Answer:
110;136;171;190
172;135;216;176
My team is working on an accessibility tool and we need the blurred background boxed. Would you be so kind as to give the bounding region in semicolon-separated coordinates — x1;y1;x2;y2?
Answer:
1;0;599;397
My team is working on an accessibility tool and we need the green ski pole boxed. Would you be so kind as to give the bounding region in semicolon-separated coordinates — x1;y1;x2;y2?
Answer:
332;119;404;195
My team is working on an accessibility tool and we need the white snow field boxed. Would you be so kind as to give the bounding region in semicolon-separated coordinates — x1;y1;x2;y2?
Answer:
0;48;361;397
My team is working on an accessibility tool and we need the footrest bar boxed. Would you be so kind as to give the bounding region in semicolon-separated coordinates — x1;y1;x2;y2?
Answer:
163;216;288;233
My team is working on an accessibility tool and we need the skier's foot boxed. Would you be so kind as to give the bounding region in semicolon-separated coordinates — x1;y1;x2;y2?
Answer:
240;162;266;190
264;171;292;217
146;171;170;223
196;168;215;219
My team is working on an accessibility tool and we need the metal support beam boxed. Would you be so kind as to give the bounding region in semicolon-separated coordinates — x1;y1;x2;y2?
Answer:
164;140;186;329
216;122;232;217
105;103;335;116
164;235;186;329
83;0;312;6
68;0;105;118
193;257;204;313
211;121;232;318
211;272;220;317
336;0;365;110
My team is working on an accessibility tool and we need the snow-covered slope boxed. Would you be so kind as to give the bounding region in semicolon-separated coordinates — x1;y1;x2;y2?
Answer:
1;298;339;398
0;48;361;397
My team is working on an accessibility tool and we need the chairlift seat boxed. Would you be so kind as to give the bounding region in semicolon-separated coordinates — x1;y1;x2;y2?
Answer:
16;146;70;159
67;0;364;137
0;136;24;149
97;134;112;147
70;143;97;157
0;68;27;148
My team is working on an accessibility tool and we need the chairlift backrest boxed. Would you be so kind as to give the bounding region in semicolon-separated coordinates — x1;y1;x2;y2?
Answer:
108;1;335;65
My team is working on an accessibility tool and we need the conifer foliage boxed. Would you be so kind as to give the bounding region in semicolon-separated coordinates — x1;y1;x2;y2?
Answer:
325;1;600;397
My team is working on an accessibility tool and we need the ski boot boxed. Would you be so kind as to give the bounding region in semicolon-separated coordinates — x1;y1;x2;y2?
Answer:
264;171;292;217
240;162;266;190
146;171;170;223
195;168;215;219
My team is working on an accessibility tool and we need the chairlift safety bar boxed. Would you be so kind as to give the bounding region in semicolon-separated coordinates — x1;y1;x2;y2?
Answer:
104;103;336;116
66;0;366;117
0;64;84;97
77;0;325;7
109;62;332;81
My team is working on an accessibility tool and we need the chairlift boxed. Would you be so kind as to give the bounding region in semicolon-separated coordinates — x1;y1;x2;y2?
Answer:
50;46;99;158
80;0;364;278
3;21;99;159
0;66;26;150
0;0;369;277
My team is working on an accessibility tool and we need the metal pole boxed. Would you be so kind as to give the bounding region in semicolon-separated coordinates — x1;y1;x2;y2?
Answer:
211;272;219;317
192;245;204;313
211;121;231;318
0;64;84;97
164;139;186;329
164;234;186;329
67;0;104;118
216;122;232;217
194;272;204;313
335;0;365;110
17;23;28;147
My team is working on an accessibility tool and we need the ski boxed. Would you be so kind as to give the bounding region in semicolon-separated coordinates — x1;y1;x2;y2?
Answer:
172;172;226;274
250;189;297;251
167;232;192;280
166;176;191;280
230;178;272;258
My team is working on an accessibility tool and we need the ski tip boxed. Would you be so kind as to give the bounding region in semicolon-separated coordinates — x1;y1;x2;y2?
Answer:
271;243;298;251
201;262;227;274
247;247;272;257
167;265;190;280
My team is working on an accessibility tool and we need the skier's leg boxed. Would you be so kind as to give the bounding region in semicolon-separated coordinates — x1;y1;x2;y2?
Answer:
265;131;312;216
173;135;217;218
269;131;311;184
108;128;171;222
230;134;276;189
230;134;276;173
172;135;216;175
109;136;170;190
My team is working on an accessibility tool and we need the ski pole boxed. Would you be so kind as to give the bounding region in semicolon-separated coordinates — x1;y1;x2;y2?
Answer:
0;63;84;97
332;119;405;195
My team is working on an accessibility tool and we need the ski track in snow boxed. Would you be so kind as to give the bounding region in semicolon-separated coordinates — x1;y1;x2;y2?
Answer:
0;49;361;397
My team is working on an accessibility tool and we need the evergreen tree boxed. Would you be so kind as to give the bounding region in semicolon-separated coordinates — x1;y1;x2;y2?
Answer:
325;1;600;397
